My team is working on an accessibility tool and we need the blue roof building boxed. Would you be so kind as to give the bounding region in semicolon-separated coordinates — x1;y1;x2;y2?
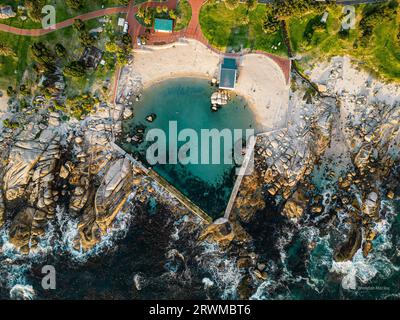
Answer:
154;18;173;33
219;58;238;90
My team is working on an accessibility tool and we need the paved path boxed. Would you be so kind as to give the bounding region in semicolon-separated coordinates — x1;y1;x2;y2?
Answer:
0;7;128;36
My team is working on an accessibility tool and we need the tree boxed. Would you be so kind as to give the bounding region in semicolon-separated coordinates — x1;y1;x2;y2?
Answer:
0;42;15;57
246;0;258;12
73;19;85;32
397;27;400;46
55;43;67;57
156;6;163;14
105;41;119;53
169;9;177;20
25;0;45;22
64;61;86;77
117;51;129;65
263;14;279;34
31;42;55;64
241;15;250;26
162;5;168;13
144;16;152;25
224;0;240;10
137;6;145;18
79;31;96;47
7;86;16;97
66;0;83;10
121;33;132;46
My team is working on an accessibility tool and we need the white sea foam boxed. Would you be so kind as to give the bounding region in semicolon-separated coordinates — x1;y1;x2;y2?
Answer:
200;242;241;299
0;191;138;298
9;284;35;300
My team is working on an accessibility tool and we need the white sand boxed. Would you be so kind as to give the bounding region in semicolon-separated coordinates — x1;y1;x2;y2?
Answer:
130;39;289;132
132;39;220;87
235;54;289;130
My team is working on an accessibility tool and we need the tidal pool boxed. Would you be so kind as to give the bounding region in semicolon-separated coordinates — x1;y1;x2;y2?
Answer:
121;77;262;218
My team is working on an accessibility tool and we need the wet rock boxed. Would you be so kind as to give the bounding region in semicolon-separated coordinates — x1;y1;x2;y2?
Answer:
146;113;156;123
59;165;70;179
282;188;308;219
362;241;373;257
232;172;265;223
237;257;252;269
95;158;134;233
237;275;254;300
334;225;362;262
311;205;323;214
199;218;235;248
9;207;47;254
0;189;4;228
362;192;379;218
387;191;395;200
253;269;268;281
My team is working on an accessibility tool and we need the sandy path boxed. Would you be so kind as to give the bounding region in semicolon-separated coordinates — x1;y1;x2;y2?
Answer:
130;40;289;131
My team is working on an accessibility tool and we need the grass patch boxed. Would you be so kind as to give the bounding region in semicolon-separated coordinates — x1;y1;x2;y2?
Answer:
175;0;192;31
287;4;400;81
199;2;287;56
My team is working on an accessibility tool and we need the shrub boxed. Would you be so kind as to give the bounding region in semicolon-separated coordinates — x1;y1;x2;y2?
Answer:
79;31;96;46
246;0;258;12
0;42;15;57
224;0;240;10
64;61;86;78
3;119;20;129
169;9;177;20
55;43;67;57
66;0;83;9
73;19;85;32
263;14;279;34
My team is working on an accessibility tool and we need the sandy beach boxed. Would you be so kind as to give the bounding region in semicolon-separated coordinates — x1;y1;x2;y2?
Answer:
126;39;289;132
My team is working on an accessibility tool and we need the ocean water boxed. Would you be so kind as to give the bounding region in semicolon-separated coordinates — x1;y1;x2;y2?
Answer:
121;77;262;218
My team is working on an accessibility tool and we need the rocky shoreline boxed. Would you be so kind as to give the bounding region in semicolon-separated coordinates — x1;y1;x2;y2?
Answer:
0;55;399;299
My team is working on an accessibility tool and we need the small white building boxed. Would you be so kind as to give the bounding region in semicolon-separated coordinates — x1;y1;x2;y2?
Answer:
321;11;329;24
118;18;125;27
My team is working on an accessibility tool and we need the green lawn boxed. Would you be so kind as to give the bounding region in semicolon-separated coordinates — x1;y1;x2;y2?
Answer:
288;4;400;81
175;0;192;31
199;2;287;56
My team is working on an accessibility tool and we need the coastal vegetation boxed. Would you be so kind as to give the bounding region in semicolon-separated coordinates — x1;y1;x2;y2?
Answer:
0;12;127;117
175;0;192;31
286;0;400;80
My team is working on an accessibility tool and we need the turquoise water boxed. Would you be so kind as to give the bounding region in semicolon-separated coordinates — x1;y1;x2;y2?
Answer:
122;78;262;217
